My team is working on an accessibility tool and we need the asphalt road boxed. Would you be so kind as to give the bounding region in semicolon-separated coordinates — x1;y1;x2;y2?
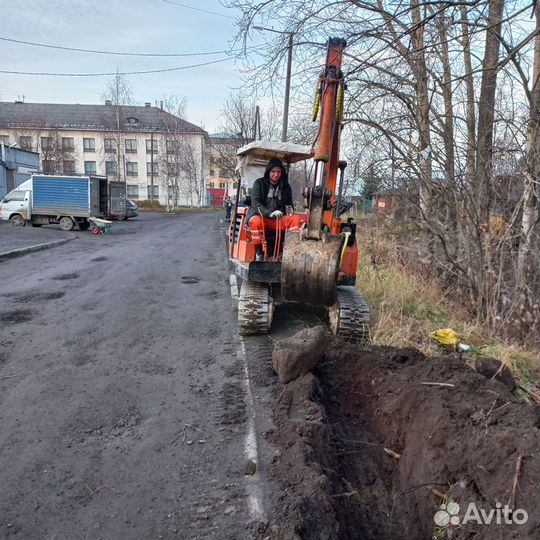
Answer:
0;220;73;255
0;212;272;540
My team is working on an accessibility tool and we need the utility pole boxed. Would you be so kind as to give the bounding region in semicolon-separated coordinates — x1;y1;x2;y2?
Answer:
253;26;294;142
253;105;262;140
150;130;154;205
282;32;293;142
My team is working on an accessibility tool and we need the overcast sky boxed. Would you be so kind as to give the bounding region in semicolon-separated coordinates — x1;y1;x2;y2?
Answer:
0;0;254;133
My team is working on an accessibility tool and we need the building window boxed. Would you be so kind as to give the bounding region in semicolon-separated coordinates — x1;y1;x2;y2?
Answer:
219;182;227;189
166;140;178;154
209;169;215;177
62;137;74;151
83;138;95;152
147;185;159;199
232;182;238;189
165;162;179;176
63;160;76;174
42;160;55;172
104;138;116;153
126;162;138;176
41;137;53;150
208;182;215;188
105;161;117;176
146;139;158;154
127;184;139;199
19;136;32;149
125;139;137;153
0;135;9;145
146;162;158;176
84;161;97;174
219;169;227;178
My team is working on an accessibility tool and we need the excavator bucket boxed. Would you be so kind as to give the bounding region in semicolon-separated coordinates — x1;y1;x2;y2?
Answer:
281;231;343;306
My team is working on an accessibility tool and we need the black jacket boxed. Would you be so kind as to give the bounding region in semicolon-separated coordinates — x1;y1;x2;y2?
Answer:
247;158;293;221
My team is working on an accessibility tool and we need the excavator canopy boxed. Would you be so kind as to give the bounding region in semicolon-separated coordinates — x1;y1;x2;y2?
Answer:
236;140;312;188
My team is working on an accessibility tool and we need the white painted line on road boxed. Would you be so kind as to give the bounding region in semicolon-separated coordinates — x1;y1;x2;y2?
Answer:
229;274;239;300
238;338;266;522
228;271;266;522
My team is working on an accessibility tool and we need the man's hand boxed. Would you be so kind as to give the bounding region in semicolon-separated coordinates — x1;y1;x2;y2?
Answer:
270;210;283;219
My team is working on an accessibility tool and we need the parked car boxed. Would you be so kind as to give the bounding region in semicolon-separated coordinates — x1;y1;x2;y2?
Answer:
124;199;139;220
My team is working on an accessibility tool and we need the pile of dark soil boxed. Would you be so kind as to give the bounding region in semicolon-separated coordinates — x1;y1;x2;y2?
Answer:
265;335;540;540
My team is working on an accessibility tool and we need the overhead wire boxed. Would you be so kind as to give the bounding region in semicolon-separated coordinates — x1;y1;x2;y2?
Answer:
0;57;232;77
0;36;235;57
159;0;235;19
0;35;271;77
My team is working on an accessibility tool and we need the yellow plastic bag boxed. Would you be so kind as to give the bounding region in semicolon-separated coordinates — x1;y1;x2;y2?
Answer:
430;328;460;347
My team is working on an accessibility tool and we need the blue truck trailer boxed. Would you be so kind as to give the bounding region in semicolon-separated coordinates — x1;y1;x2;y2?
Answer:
0;174;110;230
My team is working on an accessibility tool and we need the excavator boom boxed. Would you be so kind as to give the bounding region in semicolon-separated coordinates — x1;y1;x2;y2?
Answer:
281;37;347;306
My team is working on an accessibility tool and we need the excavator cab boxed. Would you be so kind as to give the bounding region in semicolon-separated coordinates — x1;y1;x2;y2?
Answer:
228;38;370;342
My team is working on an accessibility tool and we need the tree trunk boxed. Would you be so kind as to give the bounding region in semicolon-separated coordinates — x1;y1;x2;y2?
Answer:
411;0;432;217
436;13;458;247
461;6;477;183
475;0;504;220
474;0;505;321
516;1;540;340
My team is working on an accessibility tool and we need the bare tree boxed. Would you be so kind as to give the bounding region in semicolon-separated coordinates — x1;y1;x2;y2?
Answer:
101;69;134;107
207;91;258;192
159;97;206;208
100;71;134;183
12;128;76;174
515;1;540;340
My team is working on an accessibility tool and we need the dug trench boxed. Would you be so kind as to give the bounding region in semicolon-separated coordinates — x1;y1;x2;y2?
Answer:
262;327;540;540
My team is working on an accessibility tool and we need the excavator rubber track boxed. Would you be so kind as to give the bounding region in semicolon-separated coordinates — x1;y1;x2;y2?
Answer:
238;281;273;335
329;286;370;344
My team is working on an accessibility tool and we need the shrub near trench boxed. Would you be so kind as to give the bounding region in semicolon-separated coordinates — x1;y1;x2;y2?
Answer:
355;214;539;402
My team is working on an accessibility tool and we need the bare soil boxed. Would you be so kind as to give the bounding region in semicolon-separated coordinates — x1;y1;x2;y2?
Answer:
264;339;540;540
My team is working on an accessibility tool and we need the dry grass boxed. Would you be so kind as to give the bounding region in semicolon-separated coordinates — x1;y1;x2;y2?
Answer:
136;200;166;211
356;215;539;399
136;201;220;213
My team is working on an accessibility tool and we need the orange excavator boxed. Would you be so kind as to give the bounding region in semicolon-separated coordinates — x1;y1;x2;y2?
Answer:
228;37;370;342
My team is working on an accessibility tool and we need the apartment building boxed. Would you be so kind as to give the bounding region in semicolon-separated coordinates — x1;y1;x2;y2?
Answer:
0;100;208;207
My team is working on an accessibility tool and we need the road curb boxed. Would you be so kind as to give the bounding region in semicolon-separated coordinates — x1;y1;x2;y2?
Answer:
0;236;75;262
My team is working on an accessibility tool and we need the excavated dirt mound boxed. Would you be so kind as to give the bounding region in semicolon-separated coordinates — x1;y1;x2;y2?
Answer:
264;338;540;540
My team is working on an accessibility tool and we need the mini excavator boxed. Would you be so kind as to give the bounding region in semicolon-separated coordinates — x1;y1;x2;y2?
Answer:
228;37;370;342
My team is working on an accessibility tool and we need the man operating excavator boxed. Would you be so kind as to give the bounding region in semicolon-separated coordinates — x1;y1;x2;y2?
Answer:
247;157;306;261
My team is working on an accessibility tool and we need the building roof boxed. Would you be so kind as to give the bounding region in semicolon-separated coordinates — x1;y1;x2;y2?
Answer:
237;140;313;163
209;132;236;139
0;101;206;135
208;133;249;145
374;188;401;197
0;144;39;156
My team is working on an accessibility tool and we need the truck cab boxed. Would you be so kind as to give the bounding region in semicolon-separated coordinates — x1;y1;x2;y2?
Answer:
0;180;31;227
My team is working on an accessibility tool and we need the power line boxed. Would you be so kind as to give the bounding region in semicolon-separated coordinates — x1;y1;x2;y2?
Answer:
0;36;233;57
159;0;235;19
0;57;232;77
